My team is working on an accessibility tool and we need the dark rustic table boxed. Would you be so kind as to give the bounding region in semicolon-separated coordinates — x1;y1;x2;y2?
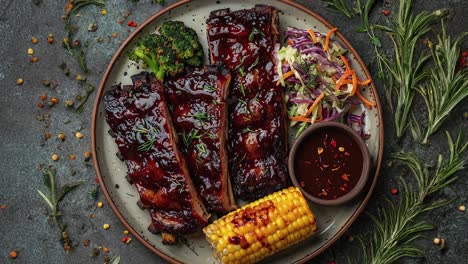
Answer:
0;0;466;263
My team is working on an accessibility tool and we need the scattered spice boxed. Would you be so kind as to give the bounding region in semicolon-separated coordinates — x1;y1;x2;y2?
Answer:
17;78;24;85
90;213;96;218
127;21;137;27
103;223;110;230
103;247;110;253
458;205;466;212
317;147;324;155
32;37;39;44
88;23;97;32
123;230;129;235
47;33;54;44
121;236;132;244
75;131;84;139
39;95;47;100
390;188;398;195
51;154;60;161
433;237;442;245
28;48;34;55
83;239;90;247
69;154;76;160
338;147;345;152
100;9;107;15
90;247;100;257
37;103;45;109
50;97;59;104
380;9;390;16
0;204;7;209
31;56;39;63
112;32;118;38
9;250;18;259
97;201;103;208
65;100;74;107
57;133;65;141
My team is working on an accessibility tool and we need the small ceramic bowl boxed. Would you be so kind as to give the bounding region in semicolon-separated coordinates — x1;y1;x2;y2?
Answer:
289;121;371;205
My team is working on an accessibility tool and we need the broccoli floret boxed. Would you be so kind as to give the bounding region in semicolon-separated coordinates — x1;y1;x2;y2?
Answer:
129;22;203;80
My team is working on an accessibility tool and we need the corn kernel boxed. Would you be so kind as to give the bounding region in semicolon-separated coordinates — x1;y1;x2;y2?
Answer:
103;223;110;230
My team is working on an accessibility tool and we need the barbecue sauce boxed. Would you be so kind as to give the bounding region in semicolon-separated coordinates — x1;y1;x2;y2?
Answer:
294;128;363;200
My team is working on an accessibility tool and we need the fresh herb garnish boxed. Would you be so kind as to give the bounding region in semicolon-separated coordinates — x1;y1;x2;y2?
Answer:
414;22;468;144
181;130;202;147
203;84;217;92
242;127;255;133
358;132;467;264
248;27;266;42
250;57;260;69
74;82;95;114
136;125;159;152
137;139;156;152
37;166;83;250
238;67;246;77
322;0;355;18
239;83;246;96
189;112;209;124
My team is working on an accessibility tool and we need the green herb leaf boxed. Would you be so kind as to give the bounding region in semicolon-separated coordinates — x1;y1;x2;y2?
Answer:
203;84;217;92
58;182;83;202
248;27;266;42
370;36;381;48
37;190;54;210
323;0;355;18
109;255;121;264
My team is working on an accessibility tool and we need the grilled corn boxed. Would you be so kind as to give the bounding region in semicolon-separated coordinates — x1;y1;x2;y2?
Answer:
203;187;317;264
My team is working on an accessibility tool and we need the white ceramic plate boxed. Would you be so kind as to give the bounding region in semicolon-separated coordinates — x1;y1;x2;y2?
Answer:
92;0;384;263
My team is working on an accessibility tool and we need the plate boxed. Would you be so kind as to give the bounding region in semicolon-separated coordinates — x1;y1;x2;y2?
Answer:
91;0;384;263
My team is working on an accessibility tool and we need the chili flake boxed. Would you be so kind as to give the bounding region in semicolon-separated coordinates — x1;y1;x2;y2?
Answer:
9;250;18;259
37;103;44;109
69;155;76;160
390;188;398;195
380;9;390;16
31;56;39;63
39;95;47;100
32;37;39;44
127;21;137;27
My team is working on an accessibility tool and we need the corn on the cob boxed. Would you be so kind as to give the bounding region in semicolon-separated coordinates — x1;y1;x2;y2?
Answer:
203;187;317;264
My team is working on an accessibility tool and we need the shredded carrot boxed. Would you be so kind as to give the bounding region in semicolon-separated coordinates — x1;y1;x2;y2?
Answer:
307;29;318;44
304;92;325;118
356;88;376;109
290;116;311;122
287;39;293;45
350;71;358;96
358;79;372;86
335;71;353;91
315;106;323;122
276;71;295;86
323;28;338;52
340;55;350;72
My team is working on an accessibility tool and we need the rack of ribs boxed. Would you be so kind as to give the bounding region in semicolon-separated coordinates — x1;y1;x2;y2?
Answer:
207;5;290;201
165;66;237;214
104;72;210;244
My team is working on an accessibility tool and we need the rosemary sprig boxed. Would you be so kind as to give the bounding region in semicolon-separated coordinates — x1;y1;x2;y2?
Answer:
322;0;355;19
180;130;202;147
414;22;468;144
74;82;95;114
136;125;159;152
359;131;467;264
249;27;266;42
374;0;447;139
37;166;83;249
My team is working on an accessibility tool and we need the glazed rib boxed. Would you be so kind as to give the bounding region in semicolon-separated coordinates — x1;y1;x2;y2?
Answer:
207;5;289;200
165;66;237;214
104;72;210;240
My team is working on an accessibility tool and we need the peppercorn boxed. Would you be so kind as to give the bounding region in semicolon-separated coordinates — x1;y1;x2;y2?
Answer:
27;48;34;55
65;100;74;107
51;154;59;161
17;78;24;85
75;132;84;139
32;37;39;44
97;201;103;208
69;154;76;160
58;133;65;141
103;223;110;230
9;250;18;259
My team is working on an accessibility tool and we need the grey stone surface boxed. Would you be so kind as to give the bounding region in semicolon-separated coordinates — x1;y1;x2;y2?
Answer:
0;0;466;263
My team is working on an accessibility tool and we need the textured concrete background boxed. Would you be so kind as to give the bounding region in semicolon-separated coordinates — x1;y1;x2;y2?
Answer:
0;0;466;263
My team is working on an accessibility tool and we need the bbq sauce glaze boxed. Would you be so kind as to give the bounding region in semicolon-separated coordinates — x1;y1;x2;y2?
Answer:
294;128;363;200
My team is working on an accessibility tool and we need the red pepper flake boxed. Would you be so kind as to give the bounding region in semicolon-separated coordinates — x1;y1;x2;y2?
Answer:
121;236;129;243
341;173;350;181
344;151;350;156
37;103;44;109
0;204;7;209
39;95;47;100
380;9;390;16
390;188;398;195
330;138;337;148
339;187;345;191
127;21;137;27
300;181;305;188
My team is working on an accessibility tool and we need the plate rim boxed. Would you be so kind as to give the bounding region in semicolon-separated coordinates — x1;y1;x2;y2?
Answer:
91;0;384;263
